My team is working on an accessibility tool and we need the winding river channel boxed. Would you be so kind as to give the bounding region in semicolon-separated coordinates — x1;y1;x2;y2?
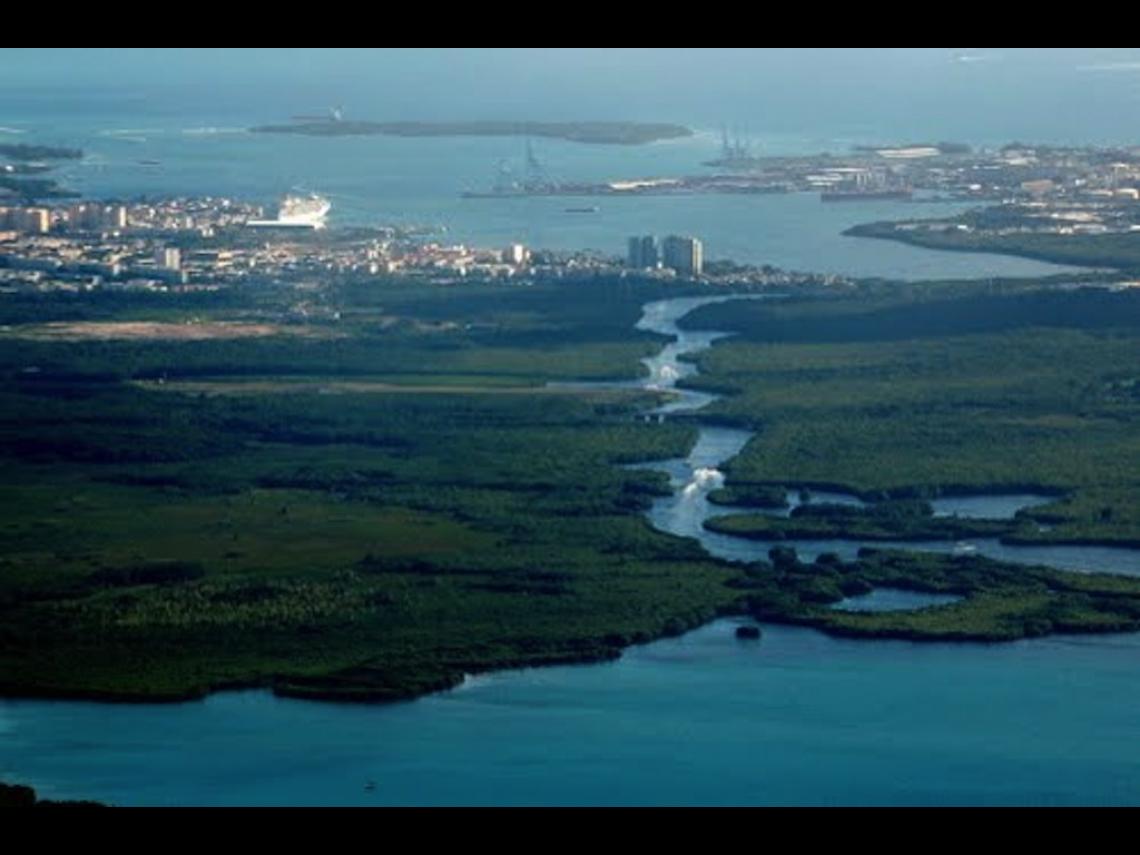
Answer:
631;295;1140;578
2;295;1140;806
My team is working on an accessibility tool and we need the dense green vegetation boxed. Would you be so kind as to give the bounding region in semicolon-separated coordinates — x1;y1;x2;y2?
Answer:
707;499;1014;542
683;284;1140;545
2;273;1138;703
0;279;747;701
847;219;1140;270
739;546;1140;641
706;483;788;508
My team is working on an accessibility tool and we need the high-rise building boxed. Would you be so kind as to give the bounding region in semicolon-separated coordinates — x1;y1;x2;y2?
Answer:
106;205;127;230
67;204;127;232
66;204;88;230
661;235;703;277
627;235;658;269
502;243;528;265
156;247;181;270
0;207;50;234
24;208;49;234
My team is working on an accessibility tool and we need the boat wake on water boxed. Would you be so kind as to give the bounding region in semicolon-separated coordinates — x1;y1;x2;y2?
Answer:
683;467;726;497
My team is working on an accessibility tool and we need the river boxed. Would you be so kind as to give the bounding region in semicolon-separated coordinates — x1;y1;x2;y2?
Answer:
630;296;1140;578
2;294;1140;806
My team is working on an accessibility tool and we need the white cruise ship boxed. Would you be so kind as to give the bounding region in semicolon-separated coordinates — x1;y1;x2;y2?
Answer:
247;193;330;229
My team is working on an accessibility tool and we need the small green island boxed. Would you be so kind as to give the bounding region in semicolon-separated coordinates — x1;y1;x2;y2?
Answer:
741;546;1140;643
1;143;83;200
705;499;1017;543
249;120;694;145
0;176;79;201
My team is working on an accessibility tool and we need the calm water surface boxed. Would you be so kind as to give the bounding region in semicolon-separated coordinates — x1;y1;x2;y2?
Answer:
1;113;1085;280
4;621;1140;806
1;100;1137;804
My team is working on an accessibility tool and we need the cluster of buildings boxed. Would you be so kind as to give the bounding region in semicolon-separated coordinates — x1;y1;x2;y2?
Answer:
627;235;703;276
0;204;131;238
0;232;192;290
0;206;51;235
575;141;1140;209
64;203;128;232
0;194;546;292
0;197;265;242
0;193;845;295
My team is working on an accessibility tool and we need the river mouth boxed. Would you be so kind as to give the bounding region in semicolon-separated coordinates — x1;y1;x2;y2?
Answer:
5;291;1140;807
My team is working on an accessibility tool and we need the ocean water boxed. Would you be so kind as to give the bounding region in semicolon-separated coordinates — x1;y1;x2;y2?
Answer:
0;111;1084;280
2;71;1140;805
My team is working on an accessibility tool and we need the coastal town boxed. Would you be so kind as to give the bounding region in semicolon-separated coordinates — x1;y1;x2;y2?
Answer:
0;193;848;295
8;136;1140;299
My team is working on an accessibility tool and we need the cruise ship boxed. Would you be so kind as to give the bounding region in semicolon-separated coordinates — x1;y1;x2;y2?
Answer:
247;193;331;229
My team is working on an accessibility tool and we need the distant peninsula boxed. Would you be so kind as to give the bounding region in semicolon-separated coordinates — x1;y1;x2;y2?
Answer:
0;143;83;161
249;120;693;145
0;176;79;201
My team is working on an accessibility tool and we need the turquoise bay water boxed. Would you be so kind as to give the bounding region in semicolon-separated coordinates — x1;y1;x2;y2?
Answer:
3;114;1082;280
1;92;1137;804
5;622;1140;806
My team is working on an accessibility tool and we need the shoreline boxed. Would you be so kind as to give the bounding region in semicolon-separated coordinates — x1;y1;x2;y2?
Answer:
3;290;1139;706
704;517;1140;550
0;605;735;705
709;476;1071;505
843;221;1124;271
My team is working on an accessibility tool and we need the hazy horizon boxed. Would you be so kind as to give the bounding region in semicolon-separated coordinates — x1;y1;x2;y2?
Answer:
6;48;1140;145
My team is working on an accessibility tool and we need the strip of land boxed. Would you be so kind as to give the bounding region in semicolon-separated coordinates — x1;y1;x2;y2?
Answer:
249;120;694;145
0;143;83;161
4;321;340;342
846;219;1140;270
